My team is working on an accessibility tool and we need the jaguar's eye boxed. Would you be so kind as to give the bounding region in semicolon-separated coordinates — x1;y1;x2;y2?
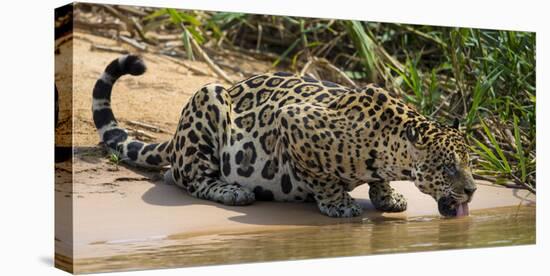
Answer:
443;164;457;176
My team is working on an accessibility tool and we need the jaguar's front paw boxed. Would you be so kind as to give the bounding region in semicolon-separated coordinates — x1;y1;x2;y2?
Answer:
213;185;256;206
371;191;407;212
317;196;363;218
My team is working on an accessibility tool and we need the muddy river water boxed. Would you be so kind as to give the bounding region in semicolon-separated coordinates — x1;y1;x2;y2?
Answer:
72;205;535;273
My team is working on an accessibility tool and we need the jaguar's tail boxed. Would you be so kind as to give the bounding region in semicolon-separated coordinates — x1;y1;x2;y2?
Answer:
92;55;172;168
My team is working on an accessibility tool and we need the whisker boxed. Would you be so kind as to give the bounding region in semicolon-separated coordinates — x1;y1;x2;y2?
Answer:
449;191;468;202
450;191;461;197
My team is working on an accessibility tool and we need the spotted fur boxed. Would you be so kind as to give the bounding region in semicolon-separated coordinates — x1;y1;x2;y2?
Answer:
93;55;477;218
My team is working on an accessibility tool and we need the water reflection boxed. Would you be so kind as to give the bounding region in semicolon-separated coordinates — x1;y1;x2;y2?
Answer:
73;205;535;274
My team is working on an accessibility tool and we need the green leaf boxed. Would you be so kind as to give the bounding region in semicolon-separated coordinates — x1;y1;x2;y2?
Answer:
144;8;168;21
513;115;527;181
465;69;502;128
178;12;201;26
166;9;201;26
471;137;502;171
210;12;246;26
186;26;205;44
272;38;301;67
479;118;511;173
344;70;368;80
167;8;184;24
344;20;378;82
387;63;413;91
181;28;194;61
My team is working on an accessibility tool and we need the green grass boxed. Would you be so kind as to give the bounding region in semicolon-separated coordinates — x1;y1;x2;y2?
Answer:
109;152;121;166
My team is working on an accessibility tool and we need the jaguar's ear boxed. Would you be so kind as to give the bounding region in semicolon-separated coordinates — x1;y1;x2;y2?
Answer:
452;118;460;130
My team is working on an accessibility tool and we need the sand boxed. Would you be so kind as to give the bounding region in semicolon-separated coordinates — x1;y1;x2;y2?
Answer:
55;32;535;261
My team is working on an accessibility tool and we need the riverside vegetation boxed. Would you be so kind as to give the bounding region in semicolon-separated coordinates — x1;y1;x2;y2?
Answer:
74;4;536;193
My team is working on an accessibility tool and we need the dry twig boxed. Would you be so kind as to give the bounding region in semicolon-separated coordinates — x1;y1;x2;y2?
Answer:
301;57;357;88
130;129;157;141
187;29;234;83
101;4;136;35
119;35;147;51
91;44;129;54
161;56;212;77
126;120;169;133
114;5;148;17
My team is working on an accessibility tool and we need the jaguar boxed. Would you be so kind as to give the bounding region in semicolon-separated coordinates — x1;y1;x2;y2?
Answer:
92;54;477;218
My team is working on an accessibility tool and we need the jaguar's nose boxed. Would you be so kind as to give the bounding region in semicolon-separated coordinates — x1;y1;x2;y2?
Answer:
464;186;477;197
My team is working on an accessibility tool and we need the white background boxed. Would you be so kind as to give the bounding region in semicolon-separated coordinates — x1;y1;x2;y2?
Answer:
0;0;547;275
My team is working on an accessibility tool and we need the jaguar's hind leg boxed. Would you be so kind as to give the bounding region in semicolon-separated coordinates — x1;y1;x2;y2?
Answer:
170;84;256;206
188;177;255;205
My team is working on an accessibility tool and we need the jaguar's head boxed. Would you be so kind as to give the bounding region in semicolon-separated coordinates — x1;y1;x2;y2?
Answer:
406;119;476;217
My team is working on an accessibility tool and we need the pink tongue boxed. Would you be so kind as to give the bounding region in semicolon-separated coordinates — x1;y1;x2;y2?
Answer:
456;203;470;217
